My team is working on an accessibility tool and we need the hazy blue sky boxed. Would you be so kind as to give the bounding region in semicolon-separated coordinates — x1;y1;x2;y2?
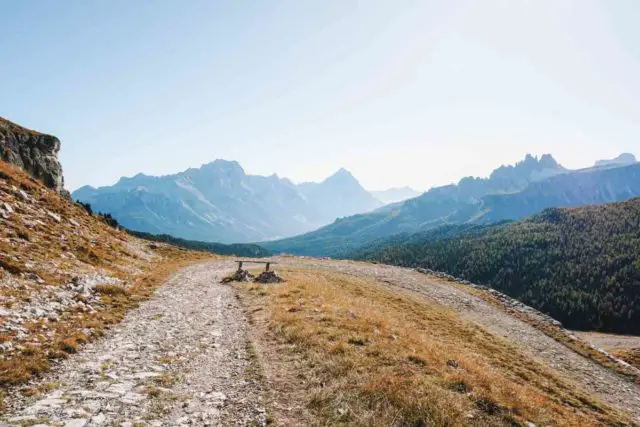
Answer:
1;0;639;191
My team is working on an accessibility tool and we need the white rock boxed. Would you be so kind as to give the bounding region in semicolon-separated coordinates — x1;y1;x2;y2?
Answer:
64;418;89;427
207;391;227;407
129;371;161;380
46;211;61;223
8;415;39;423
106;382;134;395
120;392;146;404
90;412;106;425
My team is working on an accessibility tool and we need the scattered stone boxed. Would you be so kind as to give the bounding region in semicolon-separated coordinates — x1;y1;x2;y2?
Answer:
18;189;30;201
90;413;106;425
221;268;254;283
46;210;61;223
63;418;89;427
254;270;284;284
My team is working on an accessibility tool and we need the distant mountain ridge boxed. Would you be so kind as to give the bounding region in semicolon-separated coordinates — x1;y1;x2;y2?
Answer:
594;153;637;168
371;186;421;204
263;154;640;256
73;161;381;244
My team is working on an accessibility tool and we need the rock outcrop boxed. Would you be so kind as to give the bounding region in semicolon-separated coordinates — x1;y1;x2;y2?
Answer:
0;117;66;193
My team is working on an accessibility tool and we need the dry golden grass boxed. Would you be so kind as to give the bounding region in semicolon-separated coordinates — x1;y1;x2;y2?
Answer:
0;117;44;137
239;267;633;426
0;253;210;390
94;283;129;296
0;160;214;396
611;349;640;371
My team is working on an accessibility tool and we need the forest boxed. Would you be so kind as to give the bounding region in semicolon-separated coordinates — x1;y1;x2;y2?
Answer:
353;198;640;334
127;230;269;257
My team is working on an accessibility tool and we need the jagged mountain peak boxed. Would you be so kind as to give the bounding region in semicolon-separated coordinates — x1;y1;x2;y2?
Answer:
595;153;637;168
322;167;361;186
492;153;563;174
202;158;244;169
328;167;354;178
198;159;246;177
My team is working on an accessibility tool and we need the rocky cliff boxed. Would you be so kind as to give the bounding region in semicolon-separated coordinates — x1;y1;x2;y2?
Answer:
0;117;66;194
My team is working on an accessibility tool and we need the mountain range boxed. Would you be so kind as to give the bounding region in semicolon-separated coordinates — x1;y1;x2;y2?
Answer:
371;186;421;204
72;161;382;244
263;153;640;256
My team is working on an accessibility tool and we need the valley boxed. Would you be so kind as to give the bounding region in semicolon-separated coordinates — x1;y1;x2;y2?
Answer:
3;117;640;426
5;2;640;425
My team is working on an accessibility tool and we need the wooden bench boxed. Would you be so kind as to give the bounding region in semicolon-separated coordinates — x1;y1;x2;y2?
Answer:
235;260;277;272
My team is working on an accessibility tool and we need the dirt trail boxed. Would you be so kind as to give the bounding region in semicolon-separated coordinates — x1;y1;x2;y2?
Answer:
276;258;640;422
1;261;268;427
4;257;640;425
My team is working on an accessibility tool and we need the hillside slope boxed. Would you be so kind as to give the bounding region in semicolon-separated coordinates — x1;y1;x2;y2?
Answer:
354;198;640;334
239;258;640;425
0;159;209;391
73;162;381;244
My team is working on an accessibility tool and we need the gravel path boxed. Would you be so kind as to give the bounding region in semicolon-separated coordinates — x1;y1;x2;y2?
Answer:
1;261;268;427
277;258;640;422
4;257;640;425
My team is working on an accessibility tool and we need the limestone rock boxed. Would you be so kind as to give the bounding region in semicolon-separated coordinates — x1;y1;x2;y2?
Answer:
0;117;66;194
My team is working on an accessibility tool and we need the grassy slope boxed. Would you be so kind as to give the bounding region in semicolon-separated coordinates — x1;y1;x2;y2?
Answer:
0;160;212;398
238;267;632;426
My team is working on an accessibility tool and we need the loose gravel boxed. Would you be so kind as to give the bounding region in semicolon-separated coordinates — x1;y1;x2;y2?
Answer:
1;261;268;427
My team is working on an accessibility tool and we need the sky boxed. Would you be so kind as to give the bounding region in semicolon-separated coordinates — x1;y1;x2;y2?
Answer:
1;0;639;192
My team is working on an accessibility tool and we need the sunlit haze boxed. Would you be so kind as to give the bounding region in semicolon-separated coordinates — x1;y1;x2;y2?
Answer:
1;0;639;191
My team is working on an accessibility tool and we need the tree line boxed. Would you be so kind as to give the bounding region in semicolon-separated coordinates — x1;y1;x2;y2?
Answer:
354;198;640;334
